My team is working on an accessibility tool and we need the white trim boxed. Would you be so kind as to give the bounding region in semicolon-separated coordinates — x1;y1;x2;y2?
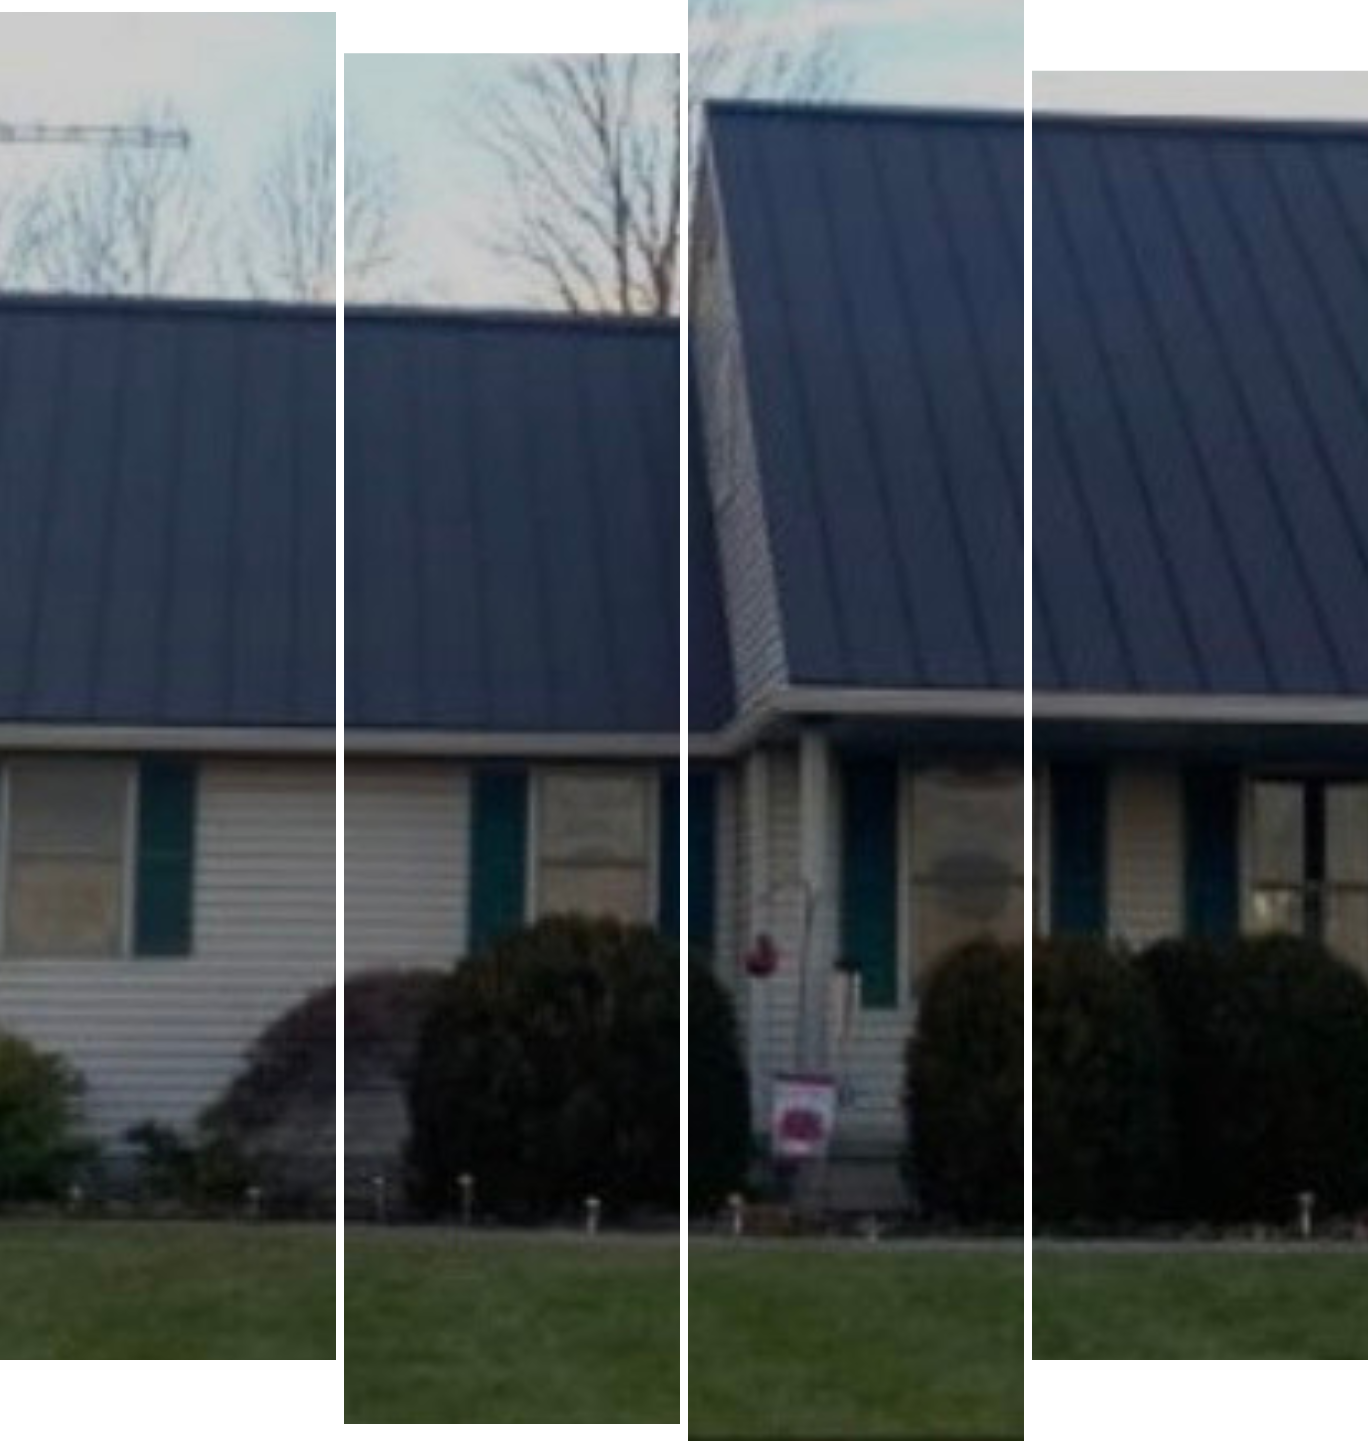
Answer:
775;686;1023;721
693;687;1368;761
1034;692;1368;727
36;691;1363;763
692;684;1023;758
0;725;334;755
348;729;679;759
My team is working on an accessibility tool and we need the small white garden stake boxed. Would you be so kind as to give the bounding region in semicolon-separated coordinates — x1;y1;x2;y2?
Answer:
1297;1190;1315;1240
585;1195;601;1237
727;1192;745;1238
457;1172;475;1227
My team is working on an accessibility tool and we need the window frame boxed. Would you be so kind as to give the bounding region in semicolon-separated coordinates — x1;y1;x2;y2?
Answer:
1246;772;1368;964
526;765;659;927
898;759;1025;1008
0;756;139;961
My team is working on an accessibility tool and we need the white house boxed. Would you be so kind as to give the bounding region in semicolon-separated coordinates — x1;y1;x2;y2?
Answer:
688;102;1368;1212
0;294;336;1147
340;106;1368;1214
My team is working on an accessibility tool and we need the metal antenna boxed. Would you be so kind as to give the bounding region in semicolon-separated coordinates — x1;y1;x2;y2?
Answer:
0;122;190;150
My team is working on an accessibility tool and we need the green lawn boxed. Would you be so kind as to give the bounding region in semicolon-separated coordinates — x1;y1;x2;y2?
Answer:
348;1235;1022;1431
345;1230;679;1423
690;1241;1024;1439
0;1221;334;1359
1035;1247;1368;1359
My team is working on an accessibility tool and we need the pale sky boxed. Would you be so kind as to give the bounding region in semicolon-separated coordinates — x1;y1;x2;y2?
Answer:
346;1;1025;306
0;14;334;178
1035;71;1368;120
348;50;1368;309
11;20;1358;311
0;11;338;295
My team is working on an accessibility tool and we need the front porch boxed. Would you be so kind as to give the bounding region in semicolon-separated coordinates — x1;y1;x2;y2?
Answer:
700;715;1368;1210
698;720;1024;1207
1037;720;1368;977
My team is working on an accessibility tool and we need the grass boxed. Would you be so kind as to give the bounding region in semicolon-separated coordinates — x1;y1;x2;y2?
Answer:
689;1241;1024;1439
0;1220;334;1359
345;1229;679;1423
1034;1247;1368;1359
348;1234;1023;1431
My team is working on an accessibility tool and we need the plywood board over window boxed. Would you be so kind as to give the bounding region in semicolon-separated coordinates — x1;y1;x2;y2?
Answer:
534;770;654;924
2;760;132;958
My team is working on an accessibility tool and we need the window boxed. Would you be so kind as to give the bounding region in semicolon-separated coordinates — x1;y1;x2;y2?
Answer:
2;760;132;958
1326;786;1368;970
1251;778;1368;973
534;770;653;924
910;766;1024;979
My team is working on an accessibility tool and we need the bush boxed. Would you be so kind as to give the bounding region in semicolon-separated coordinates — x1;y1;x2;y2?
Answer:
407;916;680;1220
201;968;443;1216
1140;932;1368;1222
0;1028;87;1203
905;938;1022;1224
1033;936;1173;1226
689;956;751;1214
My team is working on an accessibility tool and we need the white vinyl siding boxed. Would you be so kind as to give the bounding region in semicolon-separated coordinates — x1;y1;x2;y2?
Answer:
0;759;335;1143
344;763;469;974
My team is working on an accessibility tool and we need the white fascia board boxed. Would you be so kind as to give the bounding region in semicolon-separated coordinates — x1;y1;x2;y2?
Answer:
1033;692;1368;727
0;724;335;755
345;729;682;760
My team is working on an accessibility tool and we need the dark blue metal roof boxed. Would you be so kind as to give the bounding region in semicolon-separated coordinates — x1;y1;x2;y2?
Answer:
702;105;1368;713
1035;113;1368;697
705;102;1024;693
346;309;679;734
0;294;335;729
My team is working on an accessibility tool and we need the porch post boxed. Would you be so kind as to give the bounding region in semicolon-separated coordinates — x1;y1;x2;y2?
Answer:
744;748;771;1122
797;725;832;1071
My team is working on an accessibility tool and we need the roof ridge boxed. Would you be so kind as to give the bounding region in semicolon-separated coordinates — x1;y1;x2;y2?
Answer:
1035;109;1368;140
344;303;679;334
705;97;1021;127
703;99;1366;142
0;290;333;322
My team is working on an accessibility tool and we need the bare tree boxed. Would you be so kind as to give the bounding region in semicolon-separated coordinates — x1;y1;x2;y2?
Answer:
0;182;25;281
9;104;210;296
239;95;398;302
467;14;850;316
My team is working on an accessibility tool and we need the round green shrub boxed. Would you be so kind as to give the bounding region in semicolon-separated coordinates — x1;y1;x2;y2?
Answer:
203;962;443;1210
1141;932;1368;1222
1033;935;1173;1226
905;938;1022;1223
689;955;751;1214
0;1027;87;1203
407;916;680;1220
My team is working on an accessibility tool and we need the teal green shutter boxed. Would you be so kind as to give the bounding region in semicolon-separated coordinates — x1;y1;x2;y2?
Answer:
1184;766;1240;939
134;758;197;957
660;772;714;951
840;756;899;1009
468;769;528;953
1050;763;1107;936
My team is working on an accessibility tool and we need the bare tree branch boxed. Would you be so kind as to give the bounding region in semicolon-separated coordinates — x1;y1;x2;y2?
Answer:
235;95;399;303
7;102;210;296
466;14;852;315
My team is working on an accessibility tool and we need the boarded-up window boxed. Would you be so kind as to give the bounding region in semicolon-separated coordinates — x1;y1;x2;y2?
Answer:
910;767;1024;978
3;761;131;957
535;771;653;924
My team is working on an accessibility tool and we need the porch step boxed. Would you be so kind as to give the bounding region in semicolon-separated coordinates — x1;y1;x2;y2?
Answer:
791;1143;909;1214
